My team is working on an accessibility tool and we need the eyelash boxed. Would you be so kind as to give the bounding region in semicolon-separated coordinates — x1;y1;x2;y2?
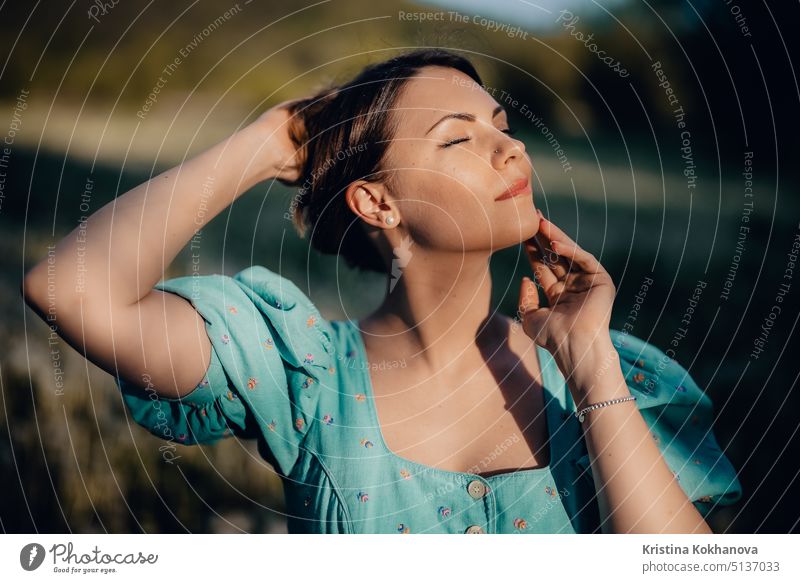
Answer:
439;127;518;148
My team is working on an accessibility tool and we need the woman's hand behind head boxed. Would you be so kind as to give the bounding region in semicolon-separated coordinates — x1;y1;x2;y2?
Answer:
253;98;310;185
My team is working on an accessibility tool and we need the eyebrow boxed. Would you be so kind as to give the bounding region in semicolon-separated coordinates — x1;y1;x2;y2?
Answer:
424;105;506;135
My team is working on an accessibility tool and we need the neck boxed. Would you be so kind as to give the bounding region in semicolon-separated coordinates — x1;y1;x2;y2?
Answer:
359;249;504;372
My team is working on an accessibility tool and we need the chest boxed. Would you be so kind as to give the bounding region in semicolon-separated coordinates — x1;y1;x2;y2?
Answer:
366;349;552;477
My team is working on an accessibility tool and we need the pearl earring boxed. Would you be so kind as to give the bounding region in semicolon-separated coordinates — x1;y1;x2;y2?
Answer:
385;215;395;225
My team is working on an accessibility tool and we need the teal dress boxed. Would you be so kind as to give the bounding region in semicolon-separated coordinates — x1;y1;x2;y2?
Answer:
116;265;743;533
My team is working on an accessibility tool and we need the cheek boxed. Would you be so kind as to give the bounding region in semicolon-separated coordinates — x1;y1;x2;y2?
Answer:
395;170;495;248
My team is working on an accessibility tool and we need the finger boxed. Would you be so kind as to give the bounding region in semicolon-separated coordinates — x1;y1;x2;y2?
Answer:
532;258;560;295
517;276;550;345
551;240;603;274
537;210;578;248
534;234;569;280
525;240;560;292
526;235;563;277
518;276;539;316
533;213;570;277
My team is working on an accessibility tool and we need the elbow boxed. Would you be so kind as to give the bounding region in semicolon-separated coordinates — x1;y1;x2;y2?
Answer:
22;262;86;330
21;267;44;310
22;263;55;316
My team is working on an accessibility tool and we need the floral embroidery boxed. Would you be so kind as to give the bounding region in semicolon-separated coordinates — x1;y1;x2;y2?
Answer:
118;274;744;534
195;378;209;389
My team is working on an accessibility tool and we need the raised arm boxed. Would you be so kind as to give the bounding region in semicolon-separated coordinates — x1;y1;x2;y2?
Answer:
520;212;712;533
22;102;303;399
564;340;713;534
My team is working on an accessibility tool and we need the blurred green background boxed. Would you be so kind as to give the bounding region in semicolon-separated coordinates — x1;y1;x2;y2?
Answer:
2;0;798;533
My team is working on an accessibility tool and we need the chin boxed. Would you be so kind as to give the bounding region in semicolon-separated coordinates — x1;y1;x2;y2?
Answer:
490;229;538;252
490;211;539;250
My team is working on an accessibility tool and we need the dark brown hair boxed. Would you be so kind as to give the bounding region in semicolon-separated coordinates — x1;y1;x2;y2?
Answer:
283;48;483;273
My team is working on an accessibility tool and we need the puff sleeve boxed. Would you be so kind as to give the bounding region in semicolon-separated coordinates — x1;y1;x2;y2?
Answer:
575;329;743;517
115;265;336;476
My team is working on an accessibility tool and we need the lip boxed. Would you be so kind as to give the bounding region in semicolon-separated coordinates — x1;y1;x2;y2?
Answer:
495;177;531;201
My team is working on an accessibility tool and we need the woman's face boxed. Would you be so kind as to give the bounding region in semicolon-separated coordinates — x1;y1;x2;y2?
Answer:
379;65;539;254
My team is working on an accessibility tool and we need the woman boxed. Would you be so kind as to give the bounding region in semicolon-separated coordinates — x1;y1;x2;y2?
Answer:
22;48;741;534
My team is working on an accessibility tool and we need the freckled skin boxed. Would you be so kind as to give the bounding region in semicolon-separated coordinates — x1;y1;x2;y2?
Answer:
22;58;717;531
340;65;547;475
346;65;537;258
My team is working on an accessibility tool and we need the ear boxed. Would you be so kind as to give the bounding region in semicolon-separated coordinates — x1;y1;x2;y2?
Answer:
345;180;398;228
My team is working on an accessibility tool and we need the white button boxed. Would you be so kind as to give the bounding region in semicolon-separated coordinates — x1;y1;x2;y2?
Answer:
467;479;487;499
464;525;485;534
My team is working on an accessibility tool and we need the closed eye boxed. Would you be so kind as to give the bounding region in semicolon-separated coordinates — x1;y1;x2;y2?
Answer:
438;127;518;149
439;137;470;148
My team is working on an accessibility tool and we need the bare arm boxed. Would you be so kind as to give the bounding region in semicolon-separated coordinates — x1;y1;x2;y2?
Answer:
22;103;302;399
520;212;711;533
562;338;713;534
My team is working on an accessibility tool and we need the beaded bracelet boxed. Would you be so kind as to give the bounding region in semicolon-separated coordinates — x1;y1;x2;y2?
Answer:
574;395;637;423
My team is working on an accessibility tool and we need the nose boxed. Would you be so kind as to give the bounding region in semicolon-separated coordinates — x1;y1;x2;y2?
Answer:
494;135;527;168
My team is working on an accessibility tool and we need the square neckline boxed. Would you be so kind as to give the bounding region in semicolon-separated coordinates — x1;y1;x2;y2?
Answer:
347;318;558;482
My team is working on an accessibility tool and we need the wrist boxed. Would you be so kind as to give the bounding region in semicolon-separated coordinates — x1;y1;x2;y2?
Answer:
236;118;290;186
554;333;630;410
